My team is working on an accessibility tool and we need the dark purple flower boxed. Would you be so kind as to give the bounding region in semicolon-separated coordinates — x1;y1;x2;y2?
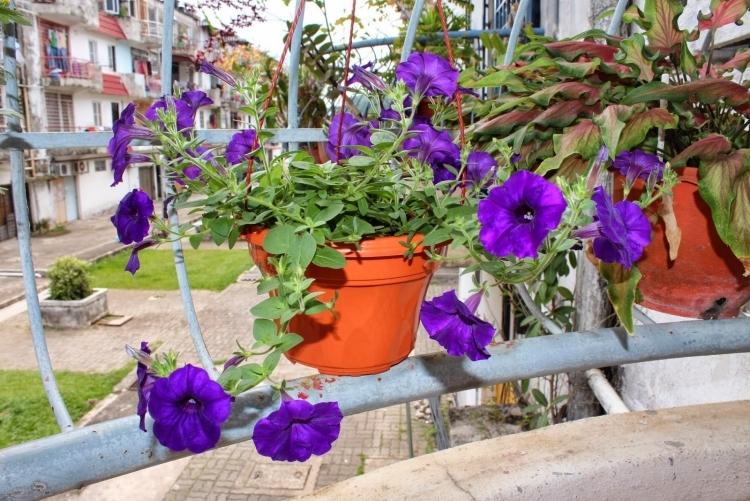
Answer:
587;146;610;190
478;171;567;259
109;103;154;186
612;149;664;185
111;189;154;245
347;62;386;91
325;112;372;163
575;187;652;269
179;145;215;182
403;123;460;183
148;364;232;454
510;153;521;164
458;86;480;98
466;151;497;187
226;129;258;165
145;97;195;131
199;60;237;87
378;108;401;122
420;290;495;361
125;239;156;275
252;398;343;462
223;355;245;371
135;341;159;432
181;90;213;113
396;52;459;98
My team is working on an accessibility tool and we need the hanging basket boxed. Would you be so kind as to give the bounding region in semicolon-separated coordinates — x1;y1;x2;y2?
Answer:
245;229;444;376
631;167;750;318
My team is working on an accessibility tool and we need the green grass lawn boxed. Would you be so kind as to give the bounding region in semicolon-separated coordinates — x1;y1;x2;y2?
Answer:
0;365;133;448
89;248;252;291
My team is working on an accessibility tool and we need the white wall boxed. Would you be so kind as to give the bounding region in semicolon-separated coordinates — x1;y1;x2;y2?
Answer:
77;158;139;217
73;92;127;130
556;0;592;38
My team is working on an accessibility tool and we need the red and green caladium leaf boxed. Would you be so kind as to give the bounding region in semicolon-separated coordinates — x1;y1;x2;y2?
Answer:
544;41;619;62
474;108;542;136
616;33;656;82
528;82;602;106
697;0;750;31
643;0;687;54
537;119;601;175
598;262;642;335
619;108;679;152
623;79;750;108
463;69;528;92
532;100;599;128
594;105;635;156
716;48;750;73
670;134;733;167
698;149;750;274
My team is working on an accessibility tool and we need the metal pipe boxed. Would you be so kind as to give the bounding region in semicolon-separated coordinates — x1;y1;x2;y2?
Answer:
2;318;749;500
400;0;426;61
160;0;217;378
502;0;531;66
286;0;305;151
607;0;630;36
3;2;74;432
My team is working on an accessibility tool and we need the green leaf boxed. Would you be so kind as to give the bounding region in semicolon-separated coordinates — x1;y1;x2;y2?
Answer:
257;277;280;294
250;296;287;319
189;233;203;250
643;0;686;54
421;228;451;247
288;232;317;268
218;363;265;395
617;33;655;82
305;301;329;315
537;120;601;175
532;388;548;406
312;246;346;269
314;202;344;225
697;0;749;31
598;262;642;334
276;333;304;352
347;155;376;167
623;79;750;109
263;225;296;254
594;105;634;157
671;134;732;167
253;318;277;344
619;108;678;152
207;217;232;245
262;350;281;374
469;69;527;92
370;130;398;145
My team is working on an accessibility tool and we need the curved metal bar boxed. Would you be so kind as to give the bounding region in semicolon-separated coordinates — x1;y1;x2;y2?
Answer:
286;0;306;152
3;3;74;432
502;0;531;66
160;0;217;377
513;284;564;335
2;318;749;500
607;0;630;36
400;0;426;61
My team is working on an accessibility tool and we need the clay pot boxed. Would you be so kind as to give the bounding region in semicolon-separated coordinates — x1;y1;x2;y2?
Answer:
245;229;443;375
629;167;750;318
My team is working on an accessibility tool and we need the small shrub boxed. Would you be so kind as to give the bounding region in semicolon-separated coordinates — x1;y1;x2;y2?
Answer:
47;256;93;301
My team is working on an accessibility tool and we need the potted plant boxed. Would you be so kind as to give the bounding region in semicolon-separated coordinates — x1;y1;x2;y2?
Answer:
40;256;108;328
463;0;750;319
108;53;665;460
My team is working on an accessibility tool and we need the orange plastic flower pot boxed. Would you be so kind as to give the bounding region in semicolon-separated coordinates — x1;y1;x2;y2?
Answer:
626;167;750;318
245;229;442;376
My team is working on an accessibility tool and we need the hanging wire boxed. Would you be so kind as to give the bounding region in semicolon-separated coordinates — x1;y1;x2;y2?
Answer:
335;0;358;160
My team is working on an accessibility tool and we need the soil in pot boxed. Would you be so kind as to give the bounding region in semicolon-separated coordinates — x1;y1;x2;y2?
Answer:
245;229;442;376
624;167;750;318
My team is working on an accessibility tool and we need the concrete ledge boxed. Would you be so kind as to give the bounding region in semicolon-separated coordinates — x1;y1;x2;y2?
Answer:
300;401;750;501
40;288;108;329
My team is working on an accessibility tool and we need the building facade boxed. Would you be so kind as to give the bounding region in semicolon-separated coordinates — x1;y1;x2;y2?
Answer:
0;0;244;239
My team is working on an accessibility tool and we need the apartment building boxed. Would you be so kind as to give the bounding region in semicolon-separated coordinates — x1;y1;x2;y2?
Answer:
0;0;236;239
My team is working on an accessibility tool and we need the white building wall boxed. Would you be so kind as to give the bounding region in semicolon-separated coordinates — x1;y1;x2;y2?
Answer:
73;92;127;130
77;159;139;218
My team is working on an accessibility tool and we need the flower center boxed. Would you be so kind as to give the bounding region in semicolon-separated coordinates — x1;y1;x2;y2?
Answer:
181;397;201;413
515;204;535;224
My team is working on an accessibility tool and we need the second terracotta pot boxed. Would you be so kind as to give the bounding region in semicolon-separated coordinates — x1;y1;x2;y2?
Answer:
245;229;442;376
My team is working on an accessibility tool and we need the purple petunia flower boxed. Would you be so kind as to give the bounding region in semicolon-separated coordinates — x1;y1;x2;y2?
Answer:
347;62;386;91
148;364;232;454
325;112;372;163
199;60;237;87
109;103;154;186
111;189;154;245
396;52;459;98
575;187;652;269
420;290;495;361
145;97;195;131
181;90;213;113
125;239;156;275
403;123;460;183
225;129;258;165
612;149;664;186
135;341;159;432
179;145;215;182
478;171;567;259
466;151;497;187
252;398;343;462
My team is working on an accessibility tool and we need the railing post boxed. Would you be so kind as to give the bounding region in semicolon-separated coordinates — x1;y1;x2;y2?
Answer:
400;0;426;61
4;1;74;431
286;0;305;152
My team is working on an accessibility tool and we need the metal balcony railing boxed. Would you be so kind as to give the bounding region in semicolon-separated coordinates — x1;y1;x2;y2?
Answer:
43;56;93;79
1;0;748;500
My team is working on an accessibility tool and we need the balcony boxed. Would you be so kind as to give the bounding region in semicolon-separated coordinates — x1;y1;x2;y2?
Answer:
146;75;162;97
140;19;163;49
120;73;147;100
42;57;103;92
26;0;99;28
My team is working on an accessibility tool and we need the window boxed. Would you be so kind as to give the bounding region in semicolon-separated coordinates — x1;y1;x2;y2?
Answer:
92;102;102;127
107;45;116;71
45;92;74;132
104;0;120;14
199;111;205;129
88;40;98;65
94;160;107;172
111;102;120;125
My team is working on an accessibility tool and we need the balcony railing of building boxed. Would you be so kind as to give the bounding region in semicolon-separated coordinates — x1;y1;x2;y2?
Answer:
1;0;748;500
43;56;93;79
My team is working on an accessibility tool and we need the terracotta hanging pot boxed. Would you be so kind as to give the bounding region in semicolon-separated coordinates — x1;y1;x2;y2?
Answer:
245;229;443;376
626;167;750;318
